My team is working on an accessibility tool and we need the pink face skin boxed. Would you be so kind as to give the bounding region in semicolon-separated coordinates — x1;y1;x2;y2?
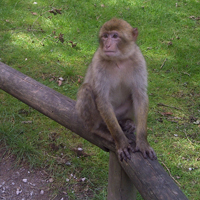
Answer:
101;31;120;56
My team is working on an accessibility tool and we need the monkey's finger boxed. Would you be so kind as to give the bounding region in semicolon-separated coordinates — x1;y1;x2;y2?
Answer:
118;149;125;162
145;147;157;160
129;145;135;153
153;152;157;160
148;150;157;160
119;154;123;162
120;153;127;162
123;148;131;160
147;150;153;160
124;156;130;162
142;151;148;159
132;146;139;153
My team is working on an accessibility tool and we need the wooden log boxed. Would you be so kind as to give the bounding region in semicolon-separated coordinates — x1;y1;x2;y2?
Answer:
107;151;137;200
0;62;188;200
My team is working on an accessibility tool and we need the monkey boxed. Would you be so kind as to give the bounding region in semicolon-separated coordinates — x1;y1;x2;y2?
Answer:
76;18;157;161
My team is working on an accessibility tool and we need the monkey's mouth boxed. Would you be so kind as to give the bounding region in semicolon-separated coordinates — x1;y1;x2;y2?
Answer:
104;51;116;56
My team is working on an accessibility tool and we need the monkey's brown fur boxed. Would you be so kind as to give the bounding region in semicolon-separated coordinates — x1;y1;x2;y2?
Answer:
76;18;156;161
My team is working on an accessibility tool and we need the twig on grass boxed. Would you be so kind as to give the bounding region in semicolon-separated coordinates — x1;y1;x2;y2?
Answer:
157;103;182;110
161;161;181;186
183;129;193;144
160;58;167;69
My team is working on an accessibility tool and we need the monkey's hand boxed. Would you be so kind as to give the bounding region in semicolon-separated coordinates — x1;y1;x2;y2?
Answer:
134;140;157;160
117;139;134;162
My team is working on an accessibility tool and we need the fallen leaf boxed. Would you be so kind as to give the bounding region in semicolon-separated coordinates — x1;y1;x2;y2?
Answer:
84;185;89;192
59;33;64;43
59;77;64;81
189;16;195;19
161;112;173;116
21;121;33;124
58;80;62;86
168;41;173;46
48;8;62;15
77;177;86;182
77;75;83;79
55;8;62;14
193;120;200;125
69;41;77;48
49;10;57;15
56;157;67;164
96;15;101;20
183;72;190;76
31;12;37;15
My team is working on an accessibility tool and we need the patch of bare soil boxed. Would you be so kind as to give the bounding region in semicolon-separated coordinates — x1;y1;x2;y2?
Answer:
0;150;67;200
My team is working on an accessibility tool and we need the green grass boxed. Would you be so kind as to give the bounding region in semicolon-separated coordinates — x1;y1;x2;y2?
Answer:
0;0;200;199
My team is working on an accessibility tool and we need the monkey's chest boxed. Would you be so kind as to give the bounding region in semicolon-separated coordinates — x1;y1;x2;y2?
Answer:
106;64;133;107
109;83;131;108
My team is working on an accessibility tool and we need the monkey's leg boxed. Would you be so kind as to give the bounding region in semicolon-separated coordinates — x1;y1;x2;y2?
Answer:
92;124;114;143
76;83;113;143
76;83;99;128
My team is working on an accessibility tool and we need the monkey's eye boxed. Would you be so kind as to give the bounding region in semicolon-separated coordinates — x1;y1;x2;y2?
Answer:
103;33;108;38
112;33;119;39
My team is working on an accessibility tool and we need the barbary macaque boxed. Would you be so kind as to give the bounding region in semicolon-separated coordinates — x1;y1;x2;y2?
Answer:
76;18;157;161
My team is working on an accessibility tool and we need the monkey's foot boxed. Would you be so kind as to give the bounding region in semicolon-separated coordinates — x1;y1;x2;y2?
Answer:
133;143;157;160
119;119;136;134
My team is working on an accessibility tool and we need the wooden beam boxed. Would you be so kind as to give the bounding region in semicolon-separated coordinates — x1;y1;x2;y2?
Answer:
107;151;137;200
0;62;188;200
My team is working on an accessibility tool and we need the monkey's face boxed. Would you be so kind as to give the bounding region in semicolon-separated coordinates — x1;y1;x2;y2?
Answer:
100;31;121;58
99;30;135;60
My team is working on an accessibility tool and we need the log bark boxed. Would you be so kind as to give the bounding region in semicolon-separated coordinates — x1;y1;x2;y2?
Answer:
107;151;137;200
0;62;188;200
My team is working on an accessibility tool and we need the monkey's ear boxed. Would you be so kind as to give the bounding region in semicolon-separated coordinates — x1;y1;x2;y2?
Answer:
132;28;138;41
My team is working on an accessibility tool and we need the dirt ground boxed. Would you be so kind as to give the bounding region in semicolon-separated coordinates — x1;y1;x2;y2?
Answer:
0;149;67;200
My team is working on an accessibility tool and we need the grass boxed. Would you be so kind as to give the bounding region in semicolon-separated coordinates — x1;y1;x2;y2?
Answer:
0;0;200;199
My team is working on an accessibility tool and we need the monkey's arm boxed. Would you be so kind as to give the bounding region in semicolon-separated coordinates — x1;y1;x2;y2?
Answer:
132;91;157;160
95;96;134;161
